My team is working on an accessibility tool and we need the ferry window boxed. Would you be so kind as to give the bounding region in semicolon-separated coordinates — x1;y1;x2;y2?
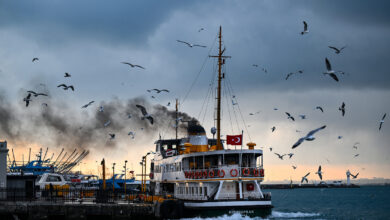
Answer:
225;154;239;165
205;155;218;168
204;187;207;197
47;175;62;182
186;187;188;194
191;187;194;195
195;156;203;169
195;187;198;195
199;187;203;195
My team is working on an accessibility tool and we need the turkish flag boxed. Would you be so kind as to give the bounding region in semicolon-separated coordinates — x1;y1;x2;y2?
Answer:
226;135;242;145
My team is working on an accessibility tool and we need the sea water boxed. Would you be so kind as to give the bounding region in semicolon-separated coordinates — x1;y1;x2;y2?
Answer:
183;185;390;219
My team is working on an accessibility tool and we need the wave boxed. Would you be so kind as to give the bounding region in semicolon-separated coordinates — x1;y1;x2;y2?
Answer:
181;213;267;220
271;211;321;218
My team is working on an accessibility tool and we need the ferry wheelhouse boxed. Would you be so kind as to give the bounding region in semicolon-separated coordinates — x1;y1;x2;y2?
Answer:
148;27;272;217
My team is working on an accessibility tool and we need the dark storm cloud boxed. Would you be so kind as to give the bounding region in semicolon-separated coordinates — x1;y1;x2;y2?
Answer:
0;0;192;45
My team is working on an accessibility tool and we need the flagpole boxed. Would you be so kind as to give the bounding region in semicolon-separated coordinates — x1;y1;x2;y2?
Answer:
240;130;243;176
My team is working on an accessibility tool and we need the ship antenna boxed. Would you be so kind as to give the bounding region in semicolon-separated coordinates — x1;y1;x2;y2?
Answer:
209;26;230;150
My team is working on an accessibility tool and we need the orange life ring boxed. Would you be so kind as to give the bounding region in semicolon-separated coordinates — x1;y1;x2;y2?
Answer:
218;170;225;178
243;168;250;176
260;169;264;177
209;170;215;178
253;169;259;177
203;170;208;178
230;169;238;177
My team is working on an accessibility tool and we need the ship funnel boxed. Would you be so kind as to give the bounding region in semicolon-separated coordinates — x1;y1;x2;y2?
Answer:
185;122;208;153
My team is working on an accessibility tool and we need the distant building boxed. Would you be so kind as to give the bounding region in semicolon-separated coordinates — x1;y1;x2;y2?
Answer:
0;141;9;199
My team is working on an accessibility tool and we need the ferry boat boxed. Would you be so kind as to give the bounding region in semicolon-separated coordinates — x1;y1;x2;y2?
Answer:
148;27;272;218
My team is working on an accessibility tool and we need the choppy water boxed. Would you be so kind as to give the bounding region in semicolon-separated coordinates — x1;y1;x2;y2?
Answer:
184;185;390;219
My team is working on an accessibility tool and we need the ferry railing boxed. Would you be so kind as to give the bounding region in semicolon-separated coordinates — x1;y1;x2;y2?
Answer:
0;188;158;204
183;166;264;179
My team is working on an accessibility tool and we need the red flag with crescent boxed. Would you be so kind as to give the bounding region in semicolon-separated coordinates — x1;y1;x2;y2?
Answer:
226;135;242;145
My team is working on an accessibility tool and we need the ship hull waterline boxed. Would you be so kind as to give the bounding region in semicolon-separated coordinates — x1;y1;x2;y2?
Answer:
183;200;273;218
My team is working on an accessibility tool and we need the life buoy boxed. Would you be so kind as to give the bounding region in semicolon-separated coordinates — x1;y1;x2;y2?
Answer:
184;171;189;178
149;173;154;179
196;171;201;179
260;169;264;177
208;170;215;178
253;169;259;177
243;168;250;176
191;171;195;179
230;169;238;177
203;170;208;178
218;170;225;178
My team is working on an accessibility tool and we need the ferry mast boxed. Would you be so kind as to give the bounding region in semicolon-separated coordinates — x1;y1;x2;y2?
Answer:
210;26;230;150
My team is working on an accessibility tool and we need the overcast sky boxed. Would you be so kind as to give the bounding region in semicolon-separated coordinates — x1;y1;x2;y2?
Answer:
0;0;389;181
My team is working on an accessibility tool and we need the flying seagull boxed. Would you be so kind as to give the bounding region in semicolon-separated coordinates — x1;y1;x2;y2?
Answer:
198;28;205;32
176;40;206;48
271;126;276;132
121;62;145;69
57;84;74;91
42;103;48;107
287;153;294;159
315;106;324;113
286;112;295;121
136;104;154;125
379;113;386;130
274;153;286;160
339;102;345;117
315;165;323;180
81;101;95;108
64;72;71;77
323;58;339;82
328;46;346;54
109;134;115;140
167;102;171;107
353;142;360;149
301;21;309;35
292;165;297;170
99;106;104;112
27;91;48;97
338;136;343;139
23;93;32;107
292;125;326;149
152;89;169;93
127;113;132;119
301;172;310;183
354;154;360;158
351;172;359;179
104;120;111;127
299;115;306;119
269;147;273;152
128;131;135;139
32;57;39;62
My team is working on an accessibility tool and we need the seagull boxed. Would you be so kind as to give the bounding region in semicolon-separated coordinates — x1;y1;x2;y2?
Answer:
99;106;104;112
338;136;343;140
136;104;154;125
315;106;324;113
57;84;74;91
328;46;346;54
127;114;132;119
339;102;345;117
81;101;94;108
285;72;294;80
292;165;297;170
151;96;155;99
32;57;39;62
269;147;273;152
287;153;294;159
379;113;386;130
299;115;306;119
351;172;359;179
64;72;71;77
354;154;360;158
301;21;309;35
23;93;32;107
273;108;278;111
315;165;323;180
198;28;205;32
128;131;135;139
274;153;286;160
167;102;171;107
121;62;145;69
292;125;326;149
104;120;111;127
353;142;360;149
252;64;259;67
271;126;276;132
286;112;295;121
296;130;301;133
232;100;238;106
41;103;48;107
301;172;310;183
323;58;339;82
109;134;115;140
27;91;48;97
152;89;169;93
176;40;206;48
